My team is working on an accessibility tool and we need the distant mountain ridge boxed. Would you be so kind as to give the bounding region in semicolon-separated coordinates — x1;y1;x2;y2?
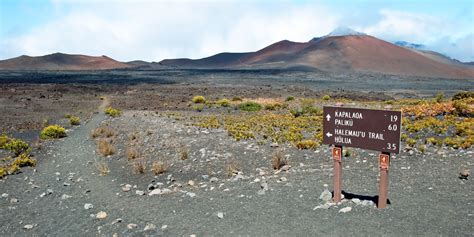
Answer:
0;53;132;70
160;29;474;79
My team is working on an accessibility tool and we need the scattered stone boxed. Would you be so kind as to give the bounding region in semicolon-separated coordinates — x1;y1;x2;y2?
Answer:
96;211;107;219
149;189;162;196
112;218;123;225
217;212;225;219
186;192;196;198
127;223;138;229
161;225;168;230
46;189;53;195
361;200;375;206
280;165;291;172
279;177;287;182
39;193;46;198
144;223;156;231
136;190;145;196
351;198;361;205
188;180;195;186
261;182;269;191
339;207;352;213
10;198;18;203
319;187;332;203
61;194;72;200
63;182;71;186
84;203;94;210
209;177;219;183
161;188;172;195
270;142;279;147
23;224;34;230
459;169;470;180
1;193;8;198
122;184;132;192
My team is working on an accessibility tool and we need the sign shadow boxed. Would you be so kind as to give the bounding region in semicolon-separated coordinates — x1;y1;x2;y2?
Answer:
332;190;392;207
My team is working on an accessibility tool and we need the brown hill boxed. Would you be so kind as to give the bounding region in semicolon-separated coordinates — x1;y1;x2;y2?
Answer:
160;35;474;79
0;53;132;70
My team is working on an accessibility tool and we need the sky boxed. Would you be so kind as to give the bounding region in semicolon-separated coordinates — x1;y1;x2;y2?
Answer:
0;0;473;62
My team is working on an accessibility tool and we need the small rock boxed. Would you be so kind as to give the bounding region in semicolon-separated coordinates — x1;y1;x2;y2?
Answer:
10;198;18;203
280;165;291;171
1;193;8;198
84;203;94;210
112;218;123;225
127;223;138;229
63;182;71;186
39;193;46;198
147;184;156;191
261;182;269;191
257;190;266;195
144;223;156;231
96;211;107;219
186;192;196;198
161;188;172;195
279;177;287;182
23;224;34;230
149;189;162;196
61;194;72;200
136;190;145;196
122;184;132;192
351;198;361;205
209;177;219;183
188;180;195;186
339;207;352;213
217;212;225;219
319;189;332;203
270;142;279;147
161;225;168;230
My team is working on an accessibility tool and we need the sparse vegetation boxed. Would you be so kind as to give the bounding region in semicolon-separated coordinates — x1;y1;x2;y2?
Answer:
179;145;189;160
151;161;167;175
238;101;262;112
232;96;242;101
97;139;116;157
217;98;231;107
40;125;67;139
96;160;110;176
322;95;330;101
69;116;80;125
126;147;140;160
91;126;116;138
295;139;319;149
193;104;204;112
133;157;147;174
285;96;295;102
271;149;287;170
192;96;206;103
104;107;121;117
226;160;241;177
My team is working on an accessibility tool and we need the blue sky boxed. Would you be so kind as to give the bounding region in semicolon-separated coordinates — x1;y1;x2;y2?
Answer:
1;0;473;62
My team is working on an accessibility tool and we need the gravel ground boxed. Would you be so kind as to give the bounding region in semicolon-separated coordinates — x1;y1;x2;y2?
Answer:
1;109;472;236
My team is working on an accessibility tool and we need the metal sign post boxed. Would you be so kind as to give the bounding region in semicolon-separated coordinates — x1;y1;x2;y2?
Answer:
323;106;401;209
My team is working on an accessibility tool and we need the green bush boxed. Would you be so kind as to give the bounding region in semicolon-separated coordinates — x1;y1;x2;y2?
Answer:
322;95;330;101
231;96;242;102
285;96;295;102
406;138;417;147
192;96;206;103
452;91;474;101
4;138;29;156
193;104;204;112
435;92;444;103
104;107;121;117
12;153;36;167
69;116;80;125
238;101;262;112
0;134;9;149
40;125;67;139
217;98;231;107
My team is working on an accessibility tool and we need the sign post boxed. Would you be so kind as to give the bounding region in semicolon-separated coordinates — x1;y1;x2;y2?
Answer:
323;106;401;209
333;146;342;202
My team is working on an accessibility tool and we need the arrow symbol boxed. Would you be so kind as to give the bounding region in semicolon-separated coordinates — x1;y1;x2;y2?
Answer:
326;114;331;121
326;132;333;137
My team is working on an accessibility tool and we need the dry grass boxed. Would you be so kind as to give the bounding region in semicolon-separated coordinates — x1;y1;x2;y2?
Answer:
126;147;140;160
97;139;116;157
226;160;241;177
91;126;116;139
179;145;189;160
151;161;168;175
133;157;147;174
271;149;287;170
95;160;110;176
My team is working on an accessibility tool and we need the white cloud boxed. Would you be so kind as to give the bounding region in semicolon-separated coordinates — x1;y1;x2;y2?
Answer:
1;2;339;61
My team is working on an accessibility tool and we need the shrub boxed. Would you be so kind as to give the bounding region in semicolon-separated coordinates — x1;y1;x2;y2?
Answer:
264;103;282;111
296;139;319;149
322;95;330;101
0;134;9;148
151;161;167;175
401;133;408;142
179;146;189;160
453;99;473;116
64;114;72;119
96;161;109;176
126;147;140;160
97;139;115;157
40;125;67;139
193;104;204;112
4;138;30;156
271;149;287;170
406;138;416;147
285;96;295;102
343;149;351;157
225;160;241;177
238;101;262;112
104;107;121;117
69;116;80;126
435;92;444;103
0;166;5;178
12;153;37;167
192;96;206;103
91;126;115;139
452;91;474;101
231;96;242;101
217;98;231;107
133;158;147;174
418;144;426;153
425;137;442;146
